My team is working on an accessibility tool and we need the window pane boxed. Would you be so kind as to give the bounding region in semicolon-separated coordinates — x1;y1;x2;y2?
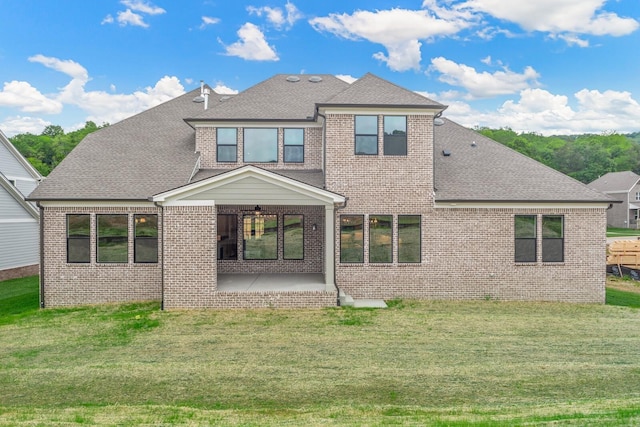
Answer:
217;214;237;260
384;116;407;155
542;216;563;238
284;128;304;145
355;116;377;134
542;215;564;262
244;128;278;162
134;214;157;263
284;215;303;260
244;214;277;260
67;214;91;263
340;215;364;263
217;145;237;162
515;239;537;262
97;214;128;263
542;239;563;262
370;215;392;263
355;135;378;155
515;215;536;238
398;215;421;263
217;128;237;145
284;145;304;163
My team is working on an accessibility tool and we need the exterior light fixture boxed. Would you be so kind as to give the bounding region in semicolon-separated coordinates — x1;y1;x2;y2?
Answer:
254;205;262;216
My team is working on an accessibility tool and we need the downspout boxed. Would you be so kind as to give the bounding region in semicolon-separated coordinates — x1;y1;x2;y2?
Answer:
334;198;348;305
316;109;327;189
155;202;165;310
37;202;45;308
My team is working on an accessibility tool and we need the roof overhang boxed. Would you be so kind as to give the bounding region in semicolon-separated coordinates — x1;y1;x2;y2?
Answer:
152;165;346;207
435;200;616;209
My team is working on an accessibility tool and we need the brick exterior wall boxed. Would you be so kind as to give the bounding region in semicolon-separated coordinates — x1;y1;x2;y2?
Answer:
0;264;38;281
41;206;162;308
325;113;606;303
197;126;323;170
162;205;217;309
334;208;606;303
217;205;324;274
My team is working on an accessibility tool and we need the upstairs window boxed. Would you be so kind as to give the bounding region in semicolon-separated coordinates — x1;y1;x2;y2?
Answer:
383;116;407;155
244;128;278;163
67;214;90;263
542;216;564;262
217;128;237;162
636;192;640;201
355;116;378;155
284;128;304;163
97;214;128;263
134;214;158;263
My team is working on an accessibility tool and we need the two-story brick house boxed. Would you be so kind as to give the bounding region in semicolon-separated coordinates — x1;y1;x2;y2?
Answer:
29;73;612;308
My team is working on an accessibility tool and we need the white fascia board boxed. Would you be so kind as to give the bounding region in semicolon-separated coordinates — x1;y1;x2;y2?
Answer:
192;121;322;129
435;201;612;209
319;106;439;116
161;200;216;207
39;200;157;208
153;165;345;205
0;175;39;219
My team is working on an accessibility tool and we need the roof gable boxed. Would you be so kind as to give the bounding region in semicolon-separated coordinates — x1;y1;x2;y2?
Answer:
588;171;640;193
187;74;350;122
153;165;345;206
320;73;444;109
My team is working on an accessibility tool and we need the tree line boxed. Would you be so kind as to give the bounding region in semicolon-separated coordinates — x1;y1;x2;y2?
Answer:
9;122;107;176
7;122;640;184
476;128;640;183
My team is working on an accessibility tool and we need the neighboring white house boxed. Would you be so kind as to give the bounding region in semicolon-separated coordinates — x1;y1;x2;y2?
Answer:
0;129;42;280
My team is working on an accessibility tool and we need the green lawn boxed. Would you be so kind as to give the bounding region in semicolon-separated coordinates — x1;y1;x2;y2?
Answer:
607;227;640;237
1;276;640;425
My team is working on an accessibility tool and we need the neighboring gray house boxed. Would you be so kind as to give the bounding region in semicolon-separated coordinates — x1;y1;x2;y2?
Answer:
29;73;613;308
0;129;42;280
589;171;640;228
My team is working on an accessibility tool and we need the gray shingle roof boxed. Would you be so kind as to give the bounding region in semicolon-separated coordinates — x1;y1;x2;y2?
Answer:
434;119;613;203
588;171;640;193
29;87;205;200
28;73;612;204
320;72;444;109
188;74;350;122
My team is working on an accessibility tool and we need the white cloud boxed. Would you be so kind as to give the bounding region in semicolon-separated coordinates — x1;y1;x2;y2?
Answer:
0;81;63;114
102;0;165;28
117;9;149;28
310;8;472;71
200;16;220;29
459;0;639;38
221;23;279;61
0;116;52;137
429;57;540;98
443;87;640;135
248;1;301;29
336;74;357;84
212;84;239;95
121;0;165;15
1;55;187;134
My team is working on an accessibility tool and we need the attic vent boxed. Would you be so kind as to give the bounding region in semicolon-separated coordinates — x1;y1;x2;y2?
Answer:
442;150;451;157
193;95;205;103
286;75;300;82
219;96;231;102
308;76;323;83
434;118;445;126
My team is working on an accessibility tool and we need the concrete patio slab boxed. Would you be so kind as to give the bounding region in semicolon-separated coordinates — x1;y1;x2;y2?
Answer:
352;299;388;308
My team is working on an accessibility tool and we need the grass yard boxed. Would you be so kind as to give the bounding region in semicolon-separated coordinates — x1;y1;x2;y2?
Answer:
1;276;640;425
607;227;640;238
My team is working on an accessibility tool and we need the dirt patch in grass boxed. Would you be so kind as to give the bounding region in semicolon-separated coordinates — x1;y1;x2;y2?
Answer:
607;275;640;294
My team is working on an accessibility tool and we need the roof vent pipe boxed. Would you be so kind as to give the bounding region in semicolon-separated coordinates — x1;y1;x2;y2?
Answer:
203;88;210;110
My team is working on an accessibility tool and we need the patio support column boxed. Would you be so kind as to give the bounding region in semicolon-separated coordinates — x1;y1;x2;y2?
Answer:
325;204;335;290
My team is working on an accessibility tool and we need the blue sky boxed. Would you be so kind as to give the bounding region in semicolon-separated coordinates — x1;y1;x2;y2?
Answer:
0;0;638;136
